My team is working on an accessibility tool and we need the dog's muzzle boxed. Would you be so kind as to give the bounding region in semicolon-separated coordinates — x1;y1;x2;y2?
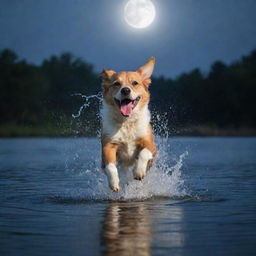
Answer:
114;96;141;117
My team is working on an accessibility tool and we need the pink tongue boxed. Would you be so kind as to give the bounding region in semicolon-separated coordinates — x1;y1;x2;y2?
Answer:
120;101;133;116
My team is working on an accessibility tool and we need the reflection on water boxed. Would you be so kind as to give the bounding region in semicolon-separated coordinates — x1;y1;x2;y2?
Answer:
101;202;152;256
153;203;185;253
101;201;186;256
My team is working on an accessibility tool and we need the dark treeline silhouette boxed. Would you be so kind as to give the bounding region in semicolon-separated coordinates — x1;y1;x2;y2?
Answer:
0;48;255;136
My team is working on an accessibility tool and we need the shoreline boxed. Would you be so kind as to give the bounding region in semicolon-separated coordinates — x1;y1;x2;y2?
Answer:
169;125;256;137
0;124;255;138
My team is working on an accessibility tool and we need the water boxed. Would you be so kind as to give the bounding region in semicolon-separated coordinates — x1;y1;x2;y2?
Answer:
0;137;256;256
71;92;102;118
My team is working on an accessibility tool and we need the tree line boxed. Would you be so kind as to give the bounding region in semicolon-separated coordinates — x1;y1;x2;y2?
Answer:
0;48;255;136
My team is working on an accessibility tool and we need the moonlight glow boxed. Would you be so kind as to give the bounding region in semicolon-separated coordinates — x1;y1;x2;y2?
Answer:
124;0;156;29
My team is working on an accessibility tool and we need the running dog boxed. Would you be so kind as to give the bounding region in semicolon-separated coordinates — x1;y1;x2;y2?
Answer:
101;58;157;192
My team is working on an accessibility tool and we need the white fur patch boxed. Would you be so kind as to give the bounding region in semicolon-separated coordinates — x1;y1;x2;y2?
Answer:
134;148;153;179
101;95;150;167
102;102;151;166
105;163;119;190
139;148;153;161
102;101;150;140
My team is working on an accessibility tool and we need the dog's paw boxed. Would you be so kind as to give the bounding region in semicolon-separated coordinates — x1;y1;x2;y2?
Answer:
110;184;120;192
134;171;145;180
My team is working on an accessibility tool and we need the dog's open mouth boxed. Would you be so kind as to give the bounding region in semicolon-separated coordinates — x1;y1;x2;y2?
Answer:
115;96;141;117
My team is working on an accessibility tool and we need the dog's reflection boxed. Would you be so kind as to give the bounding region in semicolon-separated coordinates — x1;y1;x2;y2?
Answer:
101;202;152;256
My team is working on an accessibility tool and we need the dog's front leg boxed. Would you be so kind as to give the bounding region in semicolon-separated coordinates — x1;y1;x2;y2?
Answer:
102;143;120;192
134;148;153;180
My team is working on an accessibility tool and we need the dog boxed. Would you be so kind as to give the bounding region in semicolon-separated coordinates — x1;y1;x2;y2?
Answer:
100;58;157;192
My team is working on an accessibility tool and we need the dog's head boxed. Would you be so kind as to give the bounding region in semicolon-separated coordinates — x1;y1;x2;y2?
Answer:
101;57;155;118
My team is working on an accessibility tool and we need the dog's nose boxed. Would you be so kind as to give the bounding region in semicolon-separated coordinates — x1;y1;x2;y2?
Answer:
121;87;131;96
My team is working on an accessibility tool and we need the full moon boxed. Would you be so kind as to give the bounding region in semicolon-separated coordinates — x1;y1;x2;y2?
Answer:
124;0;156;29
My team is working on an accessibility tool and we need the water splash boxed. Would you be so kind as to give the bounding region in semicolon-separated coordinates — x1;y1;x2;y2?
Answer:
71;92;102;118
57;149;188;202
63;93;190;201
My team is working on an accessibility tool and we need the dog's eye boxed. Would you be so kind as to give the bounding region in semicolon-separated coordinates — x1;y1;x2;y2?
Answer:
113;81;121;87
132;81;139;86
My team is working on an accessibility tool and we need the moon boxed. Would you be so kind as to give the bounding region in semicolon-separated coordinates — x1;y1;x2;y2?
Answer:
124;0;156;29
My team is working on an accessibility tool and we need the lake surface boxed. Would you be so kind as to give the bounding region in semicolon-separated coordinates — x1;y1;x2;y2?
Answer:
0;137;256;256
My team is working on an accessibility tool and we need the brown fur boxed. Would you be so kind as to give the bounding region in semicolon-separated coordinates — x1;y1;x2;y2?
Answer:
101;58;157;191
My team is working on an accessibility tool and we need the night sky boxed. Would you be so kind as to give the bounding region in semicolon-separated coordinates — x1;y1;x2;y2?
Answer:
0;0;256;77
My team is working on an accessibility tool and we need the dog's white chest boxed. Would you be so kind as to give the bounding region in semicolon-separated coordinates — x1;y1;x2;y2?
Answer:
102;104;151;165
112;122;140;165
102;104;150;141
114;121;137;151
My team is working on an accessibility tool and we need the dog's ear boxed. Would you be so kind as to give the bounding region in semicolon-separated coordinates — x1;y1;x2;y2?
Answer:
100;69;116;82
137;57;155;80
